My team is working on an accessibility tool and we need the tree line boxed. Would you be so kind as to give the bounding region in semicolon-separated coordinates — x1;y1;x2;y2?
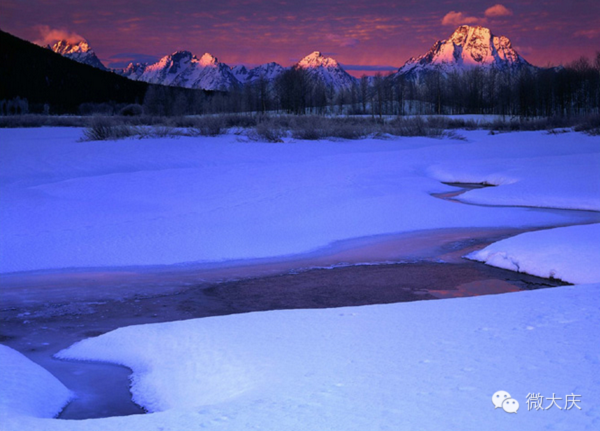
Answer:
202;53;600;118
2;26;598;118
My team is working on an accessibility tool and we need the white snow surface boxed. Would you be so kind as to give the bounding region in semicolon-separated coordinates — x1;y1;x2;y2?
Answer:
1;128;599;274
2;283;590;430
428;141;600;210
0;345;72;419
467;223;600;284
2;128;600;430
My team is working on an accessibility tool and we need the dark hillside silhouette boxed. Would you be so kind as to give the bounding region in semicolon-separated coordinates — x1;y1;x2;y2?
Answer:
0;30;211;114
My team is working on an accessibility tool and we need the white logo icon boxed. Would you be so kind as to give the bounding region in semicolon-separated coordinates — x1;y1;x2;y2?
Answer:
492;390;511;408
502;398;519;413
493;390;519;413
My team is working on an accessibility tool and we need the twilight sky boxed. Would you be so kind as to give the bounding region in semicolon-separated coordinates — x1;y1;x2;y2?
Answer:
1;0;599;76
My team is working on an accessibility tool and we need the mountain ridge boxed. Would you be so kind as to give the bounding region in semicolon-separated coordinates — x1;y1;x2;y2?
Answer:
47;25;539;91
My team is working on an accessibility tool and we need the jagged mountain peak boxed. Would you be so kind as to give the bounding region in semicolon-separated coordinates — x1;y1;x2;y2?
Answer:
49;38;106;70
151;51;219;68
449;25;492;45
49;38;354;93
121;49;239;91
50;39;92;55
294;51;356;91
232;65;250;83
297;51;340;69
198;52;218;66
237;62;285;85
232;65;248;74
122;62;147;79
170;50;193;59
397;25;531;78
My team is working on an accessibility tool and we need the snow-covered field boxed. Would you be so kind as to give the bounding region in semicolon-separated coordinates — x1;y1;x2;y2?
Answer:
1;128;598;273
1;128;599;430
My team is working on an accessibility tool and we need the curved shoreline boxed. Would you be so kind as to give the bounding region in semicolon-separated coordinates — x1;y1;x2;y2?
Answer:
0;226;572;420
3;181;598;308
0;227;551;307
1;184;598;420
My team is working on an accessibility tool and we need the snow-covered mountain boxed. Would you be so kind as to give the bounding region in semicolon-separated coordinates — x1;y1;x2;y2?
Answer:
294;51;357;91
232;62;285;87
231;65;249;83
244;62;285;84
121;51;240;91
49;37;357;93
49;39;107;70
121;62;147;80
396;25;533;78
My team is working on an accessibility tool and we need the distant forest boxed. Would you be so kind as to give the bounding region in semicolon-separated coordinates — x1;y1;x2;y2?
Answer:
1;29;599;117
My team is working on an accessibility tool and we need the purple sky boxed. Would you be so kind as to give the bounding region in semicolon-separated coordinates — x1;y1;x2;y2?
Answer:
1;1;599;76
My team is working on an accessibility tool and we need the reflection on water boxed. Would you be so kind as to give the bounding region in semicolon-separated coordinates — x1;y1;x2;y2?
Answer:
432;279;521;298
0;227;561;308
1;182;597;420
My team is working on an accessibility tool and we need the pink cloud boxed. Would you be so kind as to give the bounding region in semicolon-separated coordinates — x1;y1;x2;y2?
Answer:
484;4;513;18
33;25;85;46
441;11;483;26
442;4;513;27
574;29;600;39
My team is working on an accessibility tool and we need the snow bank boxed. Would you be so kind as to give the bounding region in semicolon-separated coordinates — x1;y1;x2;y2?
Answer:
1;128;598;273
428;131;600;210
26;284;592;430
467;223;600;284
0;345;72;419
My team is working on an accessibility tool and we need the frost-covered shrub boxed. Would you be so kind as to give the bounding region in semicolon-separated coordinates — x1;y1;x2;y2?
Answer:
81;118;138;141
279;116;376;141
574;114;600;136
386;117;430;136
254;120;286;142
384;117;464;139
152;126;176;138
425;116;450;130
191;116;225;136
291;116;326;140
223;114;257;128
327;118;374;139
0;115;43;128
446;118;479;130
